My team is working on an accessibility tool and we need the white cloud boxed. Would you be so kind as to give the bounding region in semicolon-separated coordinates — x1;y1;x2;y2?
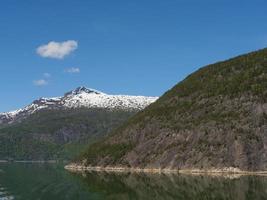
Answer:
33;79;48;86
36;40;78;59
43;73;51;78
65;67;80;73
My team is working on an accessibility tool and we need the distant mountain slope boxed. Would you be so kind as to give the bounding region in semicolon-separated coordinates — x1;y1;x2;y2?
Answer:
0;87;157;160
77;48;267;171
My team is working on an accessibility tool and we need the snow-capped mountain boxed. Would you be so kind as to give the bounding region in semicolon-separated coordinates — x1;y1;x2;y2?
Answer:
0;86;158;124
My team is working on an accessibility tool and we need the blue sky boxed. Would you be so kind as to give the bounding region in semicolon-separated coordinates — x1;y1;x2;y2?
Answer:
1;0;267;112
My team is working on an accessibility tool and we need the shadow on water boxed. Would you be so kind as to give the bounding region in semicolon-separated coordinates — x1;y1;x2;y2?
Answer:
78;171;267;200
1;163;267;200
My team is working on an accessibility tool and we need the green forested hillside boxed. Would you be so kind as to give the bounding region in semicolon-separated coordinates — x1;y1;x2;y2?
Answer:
78;48;267;171
0;108;135;160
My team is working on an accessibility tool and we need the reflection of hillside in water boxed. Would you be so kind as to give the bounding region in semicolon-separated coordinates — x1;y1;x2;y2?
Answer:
81;171;267;200
0;163;101;200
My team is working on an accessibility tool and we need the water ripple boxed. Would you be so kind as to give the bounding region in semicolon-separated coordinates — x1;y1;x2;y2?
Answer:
0;186;14;200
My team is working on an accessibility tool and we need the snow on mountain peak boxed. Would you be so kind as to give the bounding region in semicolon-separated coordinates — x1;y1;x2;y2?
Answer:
0;87;158;124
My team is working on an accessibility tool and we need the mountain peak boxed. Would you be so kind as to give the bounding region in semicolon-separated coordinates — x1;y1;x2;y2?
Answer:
0;86;158;125
65;86;105;96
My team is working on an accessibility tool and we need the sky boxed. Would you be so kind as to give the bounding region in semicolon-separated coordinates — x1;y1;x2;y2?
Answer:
0;0;267;112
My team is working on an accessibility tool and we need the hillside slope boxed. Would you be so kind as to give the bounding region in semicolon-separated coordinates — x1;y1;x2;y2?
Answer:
77;48;267;171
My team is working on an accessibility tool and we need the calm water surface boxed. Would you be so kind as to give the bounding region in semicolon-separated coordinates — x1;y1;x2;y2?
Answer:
0;163;267;200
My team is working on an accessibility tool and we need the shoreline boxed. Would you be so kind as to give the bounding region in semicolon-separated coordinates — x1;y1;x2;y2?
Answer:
64;164;267;176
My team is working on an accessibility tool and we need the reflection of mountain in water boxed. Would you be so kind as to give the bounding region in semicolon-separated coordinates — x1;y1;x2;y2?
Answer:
81;171;267;200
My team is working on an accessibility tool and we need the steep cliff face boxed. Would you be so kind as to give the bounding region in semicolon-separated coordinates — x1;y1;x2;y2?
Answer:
79;48;267;171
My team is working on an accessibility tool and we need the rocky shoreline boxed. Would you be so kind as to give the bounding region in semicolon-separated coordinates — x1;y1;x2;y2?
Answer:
64;164;267;176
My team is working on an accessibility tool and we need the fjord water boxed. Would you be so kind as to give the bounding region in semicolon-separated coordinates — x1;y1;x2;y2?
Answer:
0;164;267;200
